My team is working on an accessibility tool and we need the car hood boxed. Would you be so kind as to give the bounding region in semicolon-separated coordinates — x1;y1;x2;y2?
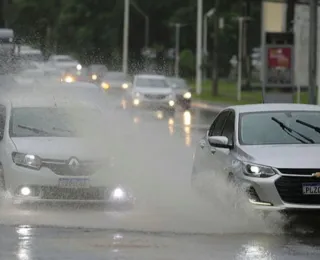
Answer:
11;137;108;161
239;144;320;168
133;87;172;95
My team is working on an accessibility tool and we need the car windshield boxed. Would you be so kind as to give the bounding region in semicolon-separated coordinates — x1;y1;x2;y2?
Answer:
135;77;169;88
168;78;187;88
56;57;74;62
239;111;320;145
10;107;105;138
105;72;126;80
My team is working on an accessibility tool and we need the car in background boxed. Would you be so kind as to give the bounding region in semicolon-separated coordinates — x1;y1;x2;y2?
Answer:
192;103;320;215
61;67;89;83
100;71;131;92
167;77;192;110
131;74;176;112
13;67;62;84
47;55;82;71
0;84;132;205
87;64;108;83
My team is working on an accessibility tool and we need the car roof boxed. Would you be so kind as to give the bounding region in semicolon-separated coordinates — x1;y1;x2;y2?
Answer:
226;103;320;113
135;74;166;79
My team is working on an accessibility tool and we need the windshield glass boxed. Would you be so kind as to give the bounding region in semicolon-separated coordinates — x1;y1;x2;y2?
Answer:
239;111;320;145
105;72;126;80
56;57;74;62
10;107;105;138
135;77;169;88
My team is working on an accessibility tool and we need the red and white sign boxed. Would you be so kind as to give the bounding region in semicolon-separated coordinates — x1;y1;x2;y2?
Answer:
265;46;293;86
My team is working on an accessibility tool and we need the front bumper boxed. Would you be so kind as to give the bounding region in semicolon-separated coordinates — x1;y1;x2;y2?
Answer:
239;174;320;212
176;95;191;107
131;96;175;110
5;163;132;204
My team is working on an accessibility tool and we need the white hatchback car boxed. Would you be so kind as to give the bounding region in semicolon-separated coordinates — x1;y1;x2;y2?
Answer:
131;74;176;112
0;87;130;205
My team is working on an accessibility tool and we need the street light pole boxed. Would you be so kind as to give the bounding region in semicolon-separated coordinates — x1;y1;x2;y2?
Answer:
174;23;180;77
122;0;130;75
203;8;215;81
309;0;317;104
196;0;203;95
237;17;243;101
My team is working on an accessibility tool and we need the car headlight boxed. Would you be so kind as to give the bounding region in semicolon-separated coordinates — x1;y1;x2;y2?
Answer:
183;92;191;99
92;74;97;80
12;152;42;170
101;82;109;89
122;83;129;89
76;64;82;70
243;163;276;178
109;186;128;201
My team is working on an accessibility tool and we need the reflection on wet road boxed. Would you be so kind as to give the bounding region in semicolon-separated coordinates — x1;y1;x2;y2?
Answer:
0;93;320;259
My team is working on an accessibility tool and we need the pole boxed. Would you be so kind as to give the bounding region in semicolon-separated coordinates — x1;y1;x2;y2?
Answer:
308;0;317;104
196;0;203;95
174;24;180;77
145;16;149;48
237;17;243;101
203;16;207;80
122;0;130;75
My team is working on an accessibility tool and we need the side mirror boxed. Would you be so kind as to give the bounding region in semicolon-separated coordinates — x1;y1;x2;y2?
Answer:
208;136;232;149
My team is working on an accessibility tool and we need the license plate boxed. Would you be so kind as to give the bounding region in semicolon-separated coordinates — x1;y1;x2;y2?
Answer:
302;183;320;195
58;178;90;189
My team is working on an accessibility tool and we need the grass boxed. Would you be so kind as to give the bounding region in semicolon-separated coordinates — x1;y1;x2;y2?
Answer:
190;80;309;105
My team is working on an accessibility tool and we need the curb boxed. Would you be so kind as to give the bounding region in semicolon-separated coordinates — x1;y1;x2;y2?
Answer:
191;101;225;112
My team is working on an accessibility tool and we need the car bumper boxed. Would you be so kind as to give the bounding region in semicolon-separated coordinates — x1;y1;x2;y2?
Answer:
239;174;320;212
176;95;191;107
131;98;175;109
5;163;131;203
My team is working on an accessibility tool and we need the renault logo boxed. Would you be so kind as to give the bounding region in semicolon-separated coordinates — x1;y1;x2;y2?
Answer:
68;158;80;171
312;172;320;178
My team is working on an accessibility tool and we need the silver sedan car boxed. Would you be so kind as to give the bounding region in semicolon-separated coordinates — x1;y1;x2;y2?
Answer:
192;103;320;214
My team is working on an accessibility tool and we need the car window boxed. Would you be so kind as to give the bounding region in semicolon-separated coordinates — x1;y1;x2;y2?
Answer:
239;111;320;145
221;111;235;145
135;78;169;88
208;111;230;136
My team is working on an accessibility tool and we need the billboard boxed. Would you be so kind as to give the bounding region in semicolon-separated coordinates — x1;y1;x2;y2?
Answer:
265;45;294;86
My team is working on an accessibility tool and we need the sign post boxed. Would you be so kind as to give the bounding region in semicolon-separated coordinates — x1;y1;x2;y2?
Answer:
263;32;295;103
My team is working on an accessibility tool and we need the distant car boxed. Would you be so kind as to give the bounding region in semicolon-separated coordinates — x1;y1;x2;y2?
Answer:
61;67;89;83
100;71;131;91
0;84;132;205
87;64;108;83
192;103;320;215
131;74;176;112
47;55;82;71
167;77;192;110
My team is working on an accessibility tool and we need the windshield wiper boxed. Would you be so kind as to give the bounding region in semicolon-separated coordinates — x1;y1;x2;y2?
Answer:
52;126;74;133
17;124;52;136
296;119;320;134
271;117;315;144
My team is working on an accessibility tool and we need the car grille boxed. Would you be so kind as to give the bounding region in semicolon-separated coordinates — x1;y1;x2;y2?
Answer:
275;176;320;204
278;168;320;176
144;94;167;100
41;187;105;200
42;160;101;176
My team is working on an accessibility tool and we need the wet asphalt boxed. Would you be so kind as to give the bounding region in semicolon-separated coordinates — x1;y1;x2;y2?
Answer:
0;88;320;259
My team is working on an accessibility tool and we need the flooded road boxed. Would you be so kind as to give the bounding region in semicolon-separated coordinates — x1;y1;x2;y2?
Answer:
0;92;320;259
